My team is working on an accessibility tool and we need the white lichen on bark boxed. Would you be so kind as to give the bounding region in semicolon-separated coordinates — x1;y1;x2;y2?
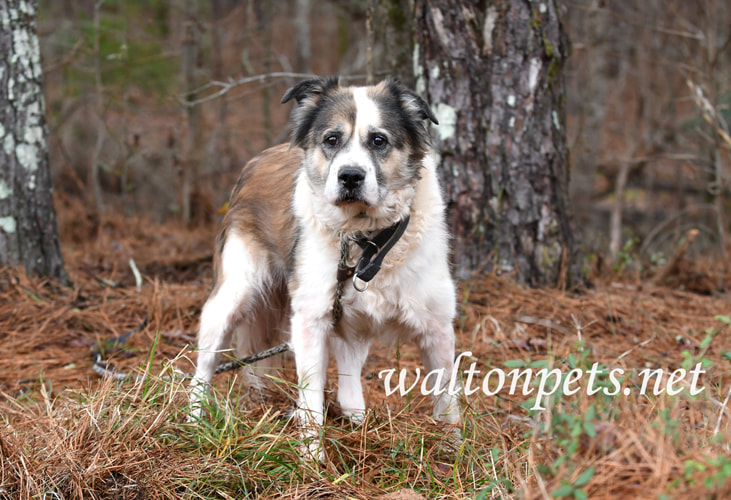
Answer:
0;216;16;233
2;0;47;174
0;180;10;199
3;133;14;155
482;6;497;56
528;58;541;94
413;43;425;95
432;102;457;141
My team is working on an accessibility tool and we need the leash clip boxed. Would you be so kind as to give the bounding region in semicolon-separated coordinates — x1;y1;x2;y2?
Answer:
352;274;369;292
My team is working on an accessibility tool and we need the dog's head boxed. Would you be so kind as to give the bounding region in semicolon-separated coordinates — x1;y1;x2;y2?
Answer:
282;77;438;229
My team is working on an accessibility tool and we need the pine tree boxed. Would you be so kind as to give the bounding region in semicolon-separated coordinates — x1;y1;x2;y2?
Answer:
414;0;577;286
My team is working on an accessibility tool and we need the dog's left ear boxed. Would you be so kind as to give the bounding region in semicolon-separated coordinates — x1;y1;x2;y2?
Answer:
282;76;340;148
281;76;340;104
386;78;439;125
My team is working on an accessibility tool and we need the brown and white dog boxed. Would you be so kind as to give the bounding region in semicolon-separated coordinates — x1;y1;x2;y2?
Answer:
190;77;460;459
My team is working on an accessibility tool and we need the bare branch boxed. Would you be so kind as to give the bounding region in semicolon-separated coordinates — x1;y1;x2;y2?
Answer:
180;72;316;107
180;72;370;108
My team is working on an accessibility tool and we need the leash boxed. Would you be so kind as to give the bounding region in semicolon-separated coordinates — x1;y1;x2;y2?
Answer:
91;317;290;382
332;214;410;325
92;215;409;379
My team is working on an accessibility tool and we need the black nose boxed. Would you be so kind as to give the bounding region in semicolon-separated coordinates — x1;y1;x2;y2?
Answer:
338;167;365;190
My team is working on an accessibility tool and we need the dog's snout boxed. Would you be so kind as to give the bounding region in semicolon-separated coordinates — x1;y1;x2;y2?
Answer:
338;167;366;190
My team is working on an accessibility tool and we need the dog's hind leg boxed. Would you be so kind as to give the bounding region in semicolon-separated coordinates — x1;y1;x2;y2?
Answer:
416;321;461;426
189;233;270;416
233;293;287;395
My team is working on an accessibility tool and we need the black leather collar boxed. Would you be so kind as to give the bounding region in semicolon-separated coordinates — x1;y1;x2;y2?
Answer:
336;214;411;288
331;215;411;326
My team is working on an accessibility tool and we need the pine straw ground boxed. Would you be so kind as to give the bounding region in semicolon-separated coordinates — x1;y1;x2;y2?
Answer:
1;208;730;499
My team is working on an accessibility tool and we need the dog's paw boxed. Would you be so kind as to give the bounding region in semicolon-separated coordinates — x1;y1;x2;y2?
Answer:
187;381;210;422
292;407;327;462
299;436;326;462
437;424;464;455
187;404;204;423
342;408;366;426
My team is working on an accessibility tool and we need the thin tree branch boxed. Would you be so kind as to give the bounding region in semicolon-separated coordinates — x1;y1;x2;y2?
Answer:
180;72;317;107
179;72;370;108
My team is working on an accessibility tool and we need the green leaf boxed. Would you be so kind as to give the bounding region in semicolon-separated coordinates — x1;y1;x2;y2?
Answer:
573;466;595;487
583;420;596;438
521;399;538;411
714;314;730;325
530;359;549;369
504;359;527;368
699;335;714;350
551;484;575;498
537;464;553;476
573;488;588;500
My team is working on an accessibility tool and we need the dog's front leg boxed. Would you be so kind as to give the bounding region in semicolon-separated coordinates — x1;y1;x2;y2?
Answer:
290;311;330;461
332;334;369;424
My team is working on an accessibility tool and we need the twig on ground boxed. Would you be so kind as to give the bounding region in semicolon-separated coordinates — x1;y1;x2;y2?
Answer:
517;315;573;336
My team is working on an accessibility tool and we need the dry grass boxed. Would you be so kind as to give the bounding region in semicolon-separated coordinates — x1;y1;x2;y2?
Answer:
1;208;730;498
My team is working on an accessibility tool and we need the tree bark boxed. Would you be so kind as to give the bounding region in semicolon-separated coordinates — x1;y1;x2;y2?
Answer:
90;0;105;217
0;0;69;284
180;0;200;225
414;0;577;287
567;1;610;211
294;0;312;74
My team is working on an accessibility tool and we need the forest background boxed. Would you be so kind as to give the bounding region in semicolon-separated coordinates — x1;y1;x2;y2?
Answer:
0;1;730;498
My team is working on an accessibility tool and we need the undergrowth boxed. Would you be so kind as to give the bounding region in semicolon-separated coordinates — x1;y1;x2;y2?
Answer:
2;318;729;499
1;264;730;498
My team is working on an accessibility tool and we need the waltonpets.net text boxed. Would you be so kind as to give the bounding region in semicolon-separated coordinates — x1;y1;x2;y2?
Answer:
378;352;706;410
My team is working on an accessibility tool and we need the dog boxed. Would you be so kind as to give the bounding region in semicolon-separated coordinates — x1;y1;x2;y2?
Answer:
190;76;461;459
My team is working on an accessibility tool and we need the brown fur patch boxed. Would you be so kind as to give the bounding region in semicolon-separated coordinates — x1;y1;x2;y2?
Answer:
211;144;302;295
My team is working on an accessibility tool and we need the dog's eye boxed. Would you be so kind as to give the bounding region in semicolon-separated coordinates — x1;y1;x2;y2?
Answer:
324;135;339;147
371;135;388;149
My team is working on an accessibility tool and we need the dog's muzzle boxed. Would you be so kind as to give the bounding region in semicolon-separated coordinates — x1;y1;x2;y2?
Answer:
337;166;366;203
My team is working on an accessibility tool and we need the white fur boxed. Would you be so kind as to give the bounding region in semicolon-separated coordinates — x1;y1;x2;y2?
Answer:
323;88;383;207
190;231;272;413
290;151;460;460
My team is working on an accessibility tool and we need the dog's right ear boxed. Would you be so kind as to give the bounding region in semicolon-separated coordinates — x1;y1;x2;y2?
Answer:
281;76;340;104
282;76;340;148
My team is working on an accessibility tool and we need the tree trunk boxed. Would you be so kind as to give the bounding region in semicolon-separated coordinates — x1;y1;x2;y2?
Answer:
0;0;69;284
294;0;312;74
414;0;577;287
567;1;610;212
379;0;415;86
180;0;200;225
90;0;105;217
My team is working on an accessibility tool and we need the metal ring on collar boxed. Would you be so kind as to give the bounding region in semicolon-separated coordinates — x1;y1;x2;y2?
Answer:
352;274;369;292
363;239;380;253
